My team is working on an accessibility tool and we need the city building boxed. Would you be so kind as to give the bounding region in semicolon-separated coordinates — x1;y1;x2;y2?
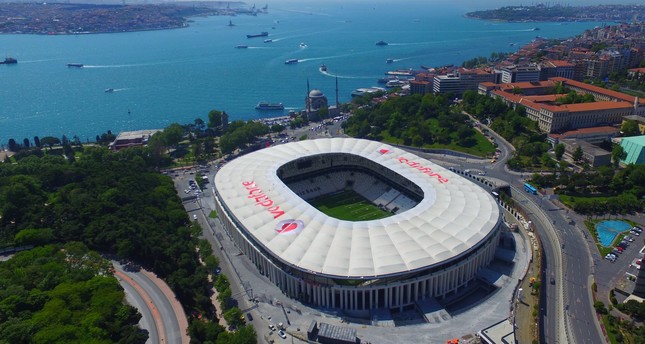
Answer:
620;135;645;165
547;126;620;145
539;60;575;80
500;64;541;84
432;68;494;96
109;129;161;151
213;138;502;314
560;139;612;167
480;78;645;133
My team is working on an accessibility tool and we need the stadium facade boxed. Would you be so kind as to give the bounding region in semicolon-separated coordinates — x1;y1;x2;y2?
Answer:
213;138;502;313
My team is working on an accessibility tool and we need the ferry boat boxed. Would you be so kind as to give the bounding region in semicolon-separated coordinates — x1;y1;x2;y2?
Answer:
255;102;284;110
320;64;327;72
385;69;415;77
0;57;17;64
284;59;299;64
351;87;386;97
385;79;408;88
375;40;388;46
264;39;273;43
235;45;249;49
247;32;269;38
377;75;400;84
67;63;84;68
386;58;394;64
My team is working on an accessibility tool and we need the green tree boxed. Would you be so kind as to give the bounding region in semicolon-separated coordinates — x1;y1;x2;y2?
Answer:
223;307;243;327
621;120;641;137
611;144;627;167
208;109;223;128
572;145;583;162
162;123;184;147
40;136;61;149
554;143;565;161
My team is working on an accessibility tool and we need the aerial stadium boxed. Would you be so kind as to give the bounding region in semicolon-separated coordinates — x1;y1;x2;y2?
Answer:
213;138;502;313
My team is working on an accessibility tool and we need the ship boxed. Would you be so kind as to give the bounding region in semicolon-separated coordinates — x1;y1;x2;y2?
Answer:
264;39;273;43
105;88;114;93
351;87;386;97
247;32;269;38
375;40;388;46
284;59;299;64
0;57;17;64
235;45;249;49
532;27;540;31
385;69;415;77
377;75;400;84
255;102;284;110
320;64;327;72
386;58;394;64
228;20;235;27
67;63;84;68
299;42;307;48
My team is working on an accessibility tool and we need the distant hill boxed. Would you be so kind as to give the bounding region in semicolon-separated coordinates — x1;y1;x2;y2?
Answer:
466;4;645;22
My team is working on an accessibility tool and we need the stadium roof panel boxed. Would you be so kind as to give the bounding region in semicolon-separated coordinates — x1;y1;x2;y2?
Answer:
214;138;500;278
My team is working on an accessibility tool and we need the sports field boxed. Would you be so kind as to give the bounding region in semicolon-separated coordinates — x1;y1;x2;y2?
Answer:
308;190;392;221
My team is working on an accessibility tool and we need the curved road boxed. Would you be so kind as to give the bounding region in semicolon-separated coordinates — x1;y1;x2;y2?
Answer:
115;263;189;344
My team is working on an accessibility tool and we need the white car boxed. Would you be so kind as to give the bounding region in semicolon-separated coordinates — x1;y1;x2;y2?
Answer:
193;214;198;220
278;330;287;339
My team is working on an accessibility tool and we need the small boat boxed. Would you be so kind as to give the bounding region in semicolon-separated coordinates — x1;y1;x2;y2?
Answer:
105;88;114;93
264;39;273;43
386;79;408;88
532;27;540;31
299;42;307;48
285;59;298;64
247;32;269;38
386;58;394;64
228;20;235;27
320;64;327;72
255;102;284;110
375;40;388;46
67;63;84;68
377;75;399;84
0;57;17;64
235;45;249;49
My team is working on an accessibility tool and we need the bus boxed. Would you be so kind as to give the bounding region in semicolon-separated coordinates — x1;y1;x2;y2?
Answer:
524;183;537;195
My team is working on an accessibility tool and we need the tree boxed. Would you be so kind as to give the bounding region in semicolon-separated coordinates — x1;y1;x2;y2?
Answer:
572;145;583;162
194;118;205;131
621;120;641;137
554;143;565;161
40;136;61;149
8;138;17;152
23;138;30;148
611;144;627;167
34;136;41;148
208;109;223;128
223;307;243;327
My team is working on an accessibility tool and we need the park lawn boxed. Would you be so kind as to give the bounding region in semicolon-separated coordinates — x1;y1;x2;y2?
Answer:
308;190;391;221
379;126;495;158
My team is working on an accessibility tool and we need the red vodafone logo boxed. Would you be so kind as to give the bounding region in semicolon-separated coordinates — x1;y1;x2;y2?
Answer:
378;148;390;154
275;219;304;235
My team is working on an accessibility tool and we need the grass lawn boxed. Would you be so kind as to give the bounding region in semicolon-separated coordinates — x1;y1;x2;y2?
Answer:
308;190;392;221
379;126;495;158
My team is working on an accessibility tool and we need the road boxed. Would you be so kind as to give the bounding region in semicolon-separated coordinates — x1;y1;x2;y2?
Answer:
451;116;601;344
114;262;189;344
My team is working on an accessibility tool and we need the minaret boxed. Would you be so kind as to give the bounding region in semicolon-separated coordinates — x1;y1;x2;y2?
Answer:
335;75;339;108
634;264;645;298
306;79;311;113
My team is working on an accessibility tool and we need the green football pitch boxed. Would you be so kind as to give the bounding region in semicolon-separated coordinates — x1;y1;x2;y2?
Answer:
308;190;392;221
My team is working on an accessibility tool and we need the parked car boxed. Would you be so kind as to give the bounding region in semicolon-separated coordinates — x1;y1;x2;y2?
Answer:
268;324;276;331
246;313;253;321
193;214;198;220
278;330;287;339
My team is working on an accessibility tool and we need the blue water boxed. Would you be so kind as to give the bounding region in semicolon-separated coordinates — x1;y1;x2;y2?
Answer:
0;1;605;143
596;220;631;247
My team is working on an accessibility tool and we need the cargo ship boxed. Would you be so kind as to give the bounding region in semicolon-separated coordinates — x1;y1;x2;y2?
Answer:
0;57;17;64
247;32;269;38
67;63;84;68
255;102;284;110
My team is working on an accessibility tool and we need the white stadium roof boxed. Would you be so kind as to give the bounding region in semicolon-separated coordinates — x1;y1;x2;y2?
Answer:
214;138;500;278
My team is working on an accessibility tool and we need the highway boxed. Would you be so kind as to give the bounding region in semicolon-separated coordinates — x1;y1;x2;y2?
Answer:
115;262;188;344
450;117;601;344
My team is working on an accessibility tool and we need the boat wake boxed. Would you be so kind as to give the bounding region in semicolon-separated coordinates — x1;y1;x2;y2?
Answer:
319;70;373;80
